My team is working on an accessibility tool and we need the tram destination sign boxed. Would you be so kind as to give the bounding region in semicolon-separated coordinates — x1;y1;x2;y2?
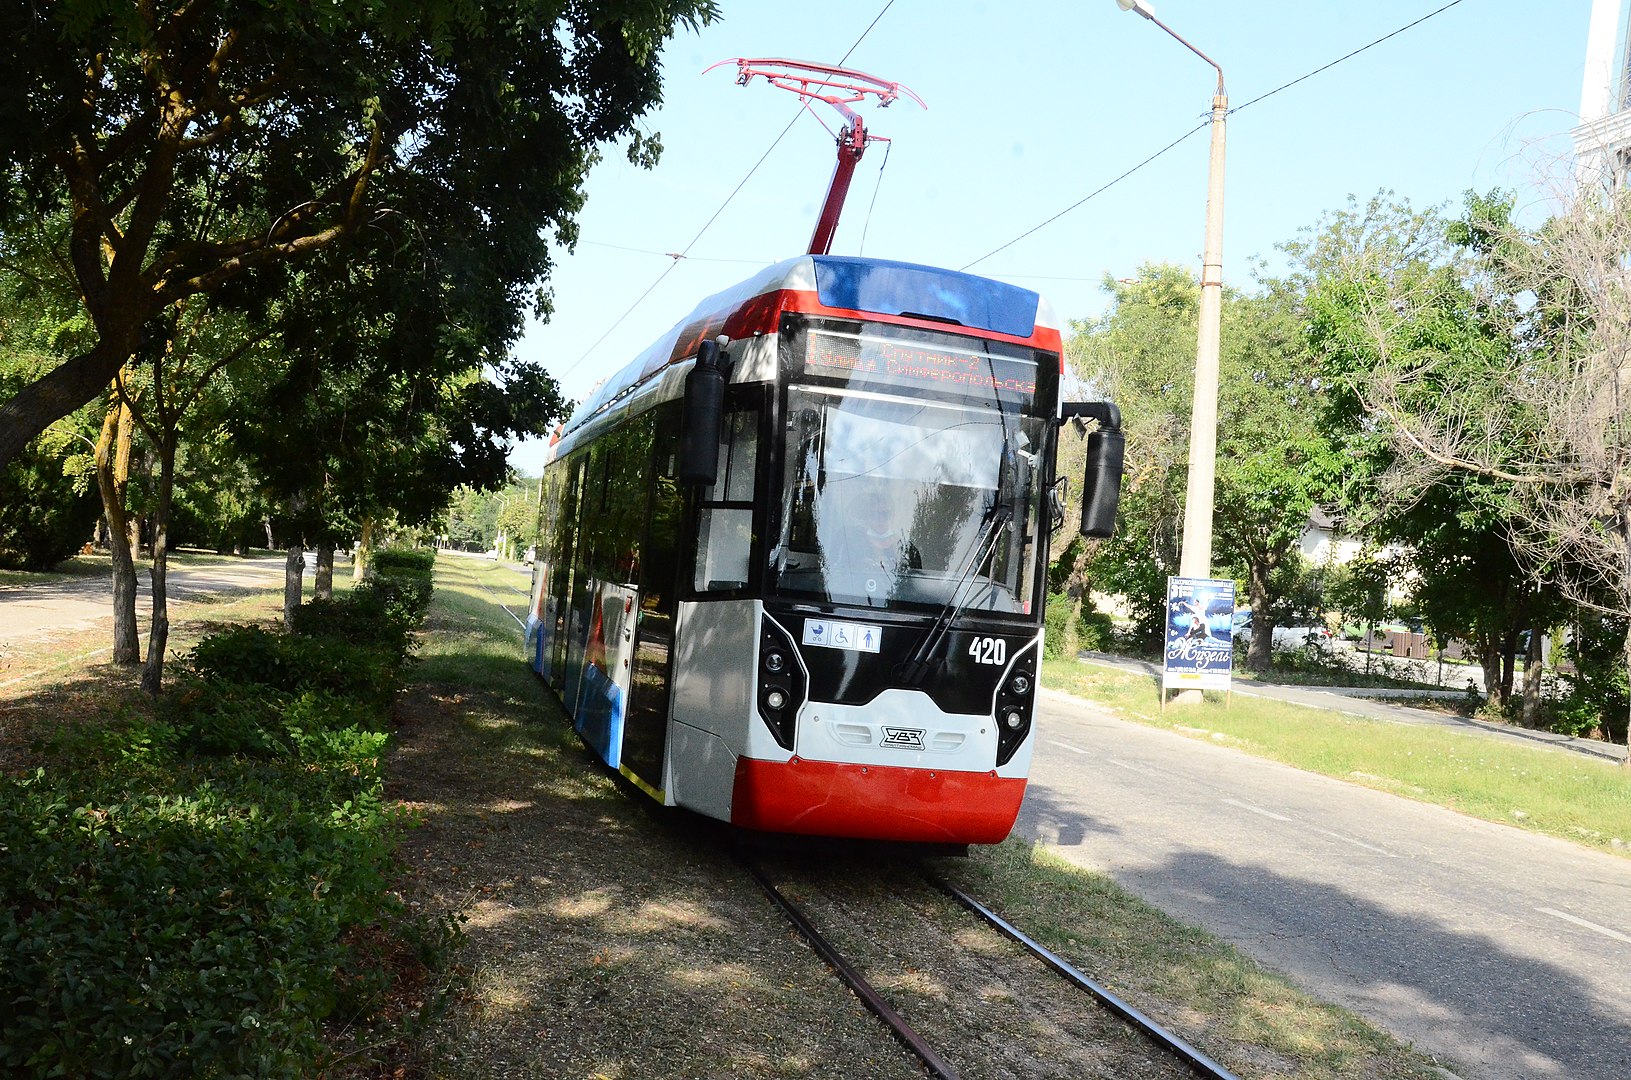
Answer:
804;329;1037;401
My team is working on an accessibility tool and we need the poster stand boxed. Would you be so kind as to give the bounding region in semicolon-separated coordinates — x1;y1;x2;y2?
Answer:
1160;576;1236;709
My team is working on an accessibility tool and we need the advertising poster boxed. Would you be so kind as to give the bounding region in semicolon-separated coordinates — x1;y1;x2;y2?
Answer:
1162;576;1236;694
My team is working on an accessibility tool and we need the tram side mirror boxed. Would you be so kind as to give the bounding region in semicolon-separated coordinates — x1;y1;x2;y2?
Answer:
679;338;727;485
1061;400;1124;539
1080;426;1124;538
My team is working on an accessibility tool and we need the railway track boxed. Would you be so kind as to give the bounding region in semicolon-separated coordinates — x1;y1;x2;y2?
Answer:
742;856;1239;1080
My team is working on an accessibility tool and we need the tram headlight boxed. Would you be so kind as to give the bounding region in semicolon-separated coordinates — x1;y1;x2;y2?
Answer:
758;617;805;752
1003;707;1024;730
1009;674;1031;696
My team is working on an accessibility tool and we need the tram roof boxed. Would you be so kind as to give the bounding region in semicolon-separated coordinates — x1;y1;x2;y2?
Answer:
557;254;1059;444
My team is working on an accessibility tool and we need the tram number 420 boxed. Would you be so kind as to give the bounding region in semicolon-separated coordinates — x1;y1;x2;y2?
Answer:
968;636;1007;666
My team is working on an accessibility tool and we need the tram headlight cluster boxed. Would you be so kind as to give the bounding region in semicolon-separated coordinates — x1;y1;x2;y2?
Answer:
993;644;1038;767
757;620;806;752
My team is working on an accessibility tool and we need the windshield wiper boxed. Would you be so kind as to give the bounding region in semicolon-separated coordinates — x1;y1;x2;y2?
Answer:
895;445;1017;687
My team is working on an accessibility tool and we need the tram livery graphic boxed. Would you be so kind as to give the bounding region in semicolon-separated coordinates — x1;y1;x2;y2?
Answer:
525;253;1123;845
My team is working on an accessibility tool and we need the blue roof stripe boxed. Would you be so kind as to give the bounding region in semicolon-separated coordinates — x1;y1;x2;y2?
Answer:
811;256;1040;338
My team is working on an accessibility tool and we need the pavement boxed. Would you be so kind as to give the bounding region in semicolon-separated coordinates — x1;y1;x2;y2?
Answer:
1078;650;1629;765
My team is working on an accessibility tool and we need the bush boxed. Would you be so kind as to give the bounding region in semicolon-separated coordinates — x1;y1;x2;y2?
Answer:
1044;593;1075;659
0;758;401;1078
369;547;436;623
1045;592;1117;659
1558;616;1630;744
0;560;446;1077
1079;608;1115;651
162;677;382;761
292;591;414;658
184;625;400;711
0;452;101;571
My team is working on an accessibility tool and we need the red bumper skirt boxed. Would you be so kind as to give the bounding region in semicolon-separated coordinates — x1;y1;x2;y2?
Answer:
731;756;1026;844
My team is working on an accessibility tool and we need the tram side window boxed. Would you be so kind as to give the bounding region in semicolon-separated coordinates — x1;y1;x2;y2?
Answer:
694;408;758;593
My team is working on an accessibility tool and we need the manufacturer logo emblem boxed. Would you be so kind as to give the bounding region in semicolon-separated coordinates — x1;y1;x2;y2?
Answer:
881;726;926;750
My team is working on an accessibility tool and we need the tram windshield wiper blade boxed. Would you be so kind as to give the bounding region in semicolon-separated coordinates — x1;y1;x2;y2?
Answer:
896;445;1018;687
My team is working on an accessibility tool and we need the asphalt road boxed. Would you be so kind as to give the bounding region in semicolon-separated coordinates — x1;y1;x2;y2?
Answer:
0;554;302;644
1020;689;1631;1080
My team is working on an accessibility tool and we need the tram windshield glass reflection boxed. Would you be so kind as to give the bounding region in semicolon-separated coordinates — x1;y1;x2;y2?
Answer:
771;385;1044;613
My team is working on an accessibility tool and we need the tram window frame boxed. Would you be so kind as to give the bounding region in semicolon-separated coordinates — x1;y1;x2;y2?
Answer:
690;390;764;597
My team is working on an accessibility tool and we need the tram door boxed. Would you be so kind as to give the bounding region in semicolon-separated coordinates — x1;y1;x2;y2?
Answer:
621;406;683;791
566;423;648;769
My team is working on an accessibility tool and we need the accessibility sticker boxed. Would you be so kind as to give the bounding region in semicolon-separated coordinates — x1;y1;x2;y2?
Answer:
802;618;882;653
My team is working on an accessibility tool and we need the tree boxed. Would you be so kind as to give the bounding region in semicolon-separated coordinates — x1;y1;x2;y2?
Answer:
1068;267;1196;647
1210;287;1337;670
1314;188;1630;747
0;0;717;467
1297;192;1553;711
1069;265;1337;663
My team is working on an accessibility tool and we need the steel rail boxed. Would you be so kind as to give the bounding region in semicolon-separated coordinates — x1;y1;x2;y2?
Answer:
740;859;961;1080
930;875;1240;1080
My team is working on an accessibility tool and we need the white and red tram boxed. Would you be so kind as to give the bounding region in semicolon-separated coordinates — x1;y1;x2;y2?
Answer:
525;253;1122;845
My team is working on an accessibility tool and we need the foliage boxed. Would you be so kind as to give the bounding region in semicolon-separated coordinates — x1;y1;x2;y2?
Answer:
1559;615;1630;744
184;625;401;712
365;548;437;625
1068;264;1337;660
1043;591;1116;659
0;0;720;465
0;353;100;570
0;437;100;570
0;555;443;1077
0;764;397;1078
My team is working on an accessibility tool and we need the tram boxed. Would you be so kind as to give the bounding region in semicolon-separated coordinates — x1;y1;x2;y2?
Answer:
524;252;1123;844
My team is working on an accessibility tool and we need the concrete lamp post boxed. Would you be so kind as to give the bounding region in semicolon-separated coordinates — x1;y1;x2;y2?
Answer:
1115;0;1228;583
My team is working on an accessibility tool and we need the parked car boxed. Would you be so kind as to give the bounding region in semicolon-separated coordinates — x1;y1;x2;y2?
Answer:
1232;609;1334;649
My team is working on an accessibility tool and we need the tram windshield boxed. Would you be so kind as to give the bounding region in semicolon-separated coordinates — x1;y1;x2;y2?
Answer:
770;385;1045;614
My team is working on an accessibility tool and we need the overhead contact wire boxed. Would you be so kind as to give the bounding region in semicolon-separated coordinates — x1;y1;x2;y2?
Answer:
561;0;897;379
963;0;1469;272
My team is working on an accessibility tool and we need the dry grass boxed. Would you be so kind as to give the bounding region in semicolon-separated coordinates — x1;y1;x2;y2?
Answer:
391;558;1448;1079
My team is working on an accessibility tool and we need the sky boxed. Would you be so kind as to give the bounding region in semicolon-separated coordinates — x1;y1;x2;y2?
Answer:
506;0;1594;475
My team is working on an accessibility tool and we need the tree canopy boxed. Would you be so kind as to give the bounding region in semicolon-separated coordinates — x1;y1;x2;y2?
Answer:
0;0;717;466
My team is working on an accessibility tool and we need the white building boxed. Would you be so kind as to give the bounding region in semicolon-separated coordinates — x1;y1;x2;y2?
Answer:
1574;0;1631;189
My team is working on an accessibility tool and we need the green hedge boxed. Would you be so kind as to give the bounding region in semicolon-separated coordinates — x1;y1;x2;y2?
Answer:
0;550;446;1077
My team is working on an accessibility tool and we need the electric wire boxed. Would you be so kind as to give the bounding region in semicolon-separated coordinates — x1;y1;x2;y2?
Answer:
1230;0;1464;116
960;120;1210;272
961;0;1469;273
580;239;767;265
558;0;897;380
858;140;893;256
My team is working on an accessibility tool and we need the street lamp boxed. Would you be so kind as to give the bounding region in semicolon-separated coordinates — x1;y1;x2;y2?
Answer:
1116;0;1227;582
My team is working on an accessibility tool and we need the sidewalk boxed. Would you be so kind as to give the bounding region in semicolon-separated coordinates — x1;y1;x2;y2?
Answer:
1078;651;1629;765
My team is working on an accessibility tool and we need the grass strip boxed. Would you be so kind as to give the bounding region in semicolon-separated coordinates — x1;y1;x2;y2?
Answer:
1043;658;1631;855
402;558;1446;1078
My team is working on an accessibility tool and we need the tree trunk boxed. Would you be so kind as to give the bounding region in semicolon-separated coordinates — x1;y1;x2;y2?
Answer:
353;517;374;581
1479;637;1503;712
284;544;305;629
140;435;178;695
1245;558;1273;672
1520;624;1544;729
0;336;140;470
94;396;141;666
1499;630;1517;704
315;540;335;600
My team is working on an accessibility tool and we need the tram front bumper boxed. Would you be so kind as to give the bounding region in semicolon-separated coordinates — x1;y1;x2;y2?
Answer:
730;755;1025;845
